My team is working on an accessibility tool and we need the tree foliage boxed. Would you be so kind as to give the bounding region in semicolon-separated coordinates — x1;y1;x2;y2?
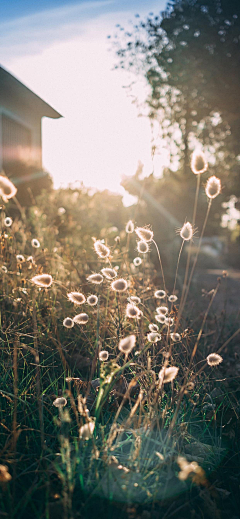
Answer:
113;0;240;204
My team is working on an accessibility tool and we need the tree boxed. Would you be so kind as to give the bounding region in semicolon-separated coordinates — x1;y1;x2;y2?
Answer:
113;0;240;198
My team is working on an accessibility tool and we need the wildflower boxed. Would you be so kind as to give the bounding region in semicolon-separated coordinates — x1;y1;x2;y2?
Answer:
206;353;223;366
79;420;95;440
168;294;178;303
155;314;166;324
149;323;159;332
0;174;17;202
135;227;153;242
171;333;181;342
129;295;141;304
31;238;40;248
118;335;136;355
57;207;66;215
126;220;134;233
101;267;117;279
67;292;86;305
137;241;149;254
154;289;166;299
94;240;110;259
4;217;12;227
126;303;142;319
205;176;221;199
73;313;89;324
87;294;98;306
190;150;208;175
27;256;34;263
53;397;67;408
0;465;12;483
158;366;179;383
147;332;161;343
156;306;168;316
99;350;109;361
111;278;128;292
180;222;193;241
87;273;103;284
133;257;142;266
16;254;25;263
63;317;74;328
1;265;7;274
31;274;53;288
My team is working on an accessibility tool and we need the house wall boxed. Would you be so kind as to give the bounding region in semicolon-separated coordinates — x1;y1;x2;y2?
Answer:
0;96;42;170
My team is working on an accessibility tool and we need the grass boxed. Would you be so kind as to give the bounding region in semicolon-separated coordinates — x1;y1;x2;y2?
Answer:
0;167;240;519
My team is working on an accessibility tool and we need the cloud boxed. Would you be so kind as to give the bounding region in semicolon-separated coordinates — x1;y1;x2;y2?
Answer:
0;1;114;59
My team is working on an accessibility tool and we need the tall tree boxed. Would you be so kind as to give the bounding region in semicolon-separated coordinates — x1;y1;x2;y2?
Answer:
113;0;240;196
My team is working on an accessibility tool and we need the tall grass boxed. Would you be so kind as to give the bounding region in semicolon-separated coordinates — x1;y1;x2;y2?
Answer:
0;161;240;519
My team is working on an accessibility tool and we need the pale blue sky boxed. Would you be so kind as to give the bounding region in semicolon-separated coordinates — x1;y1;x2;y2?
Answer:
0;0;166;202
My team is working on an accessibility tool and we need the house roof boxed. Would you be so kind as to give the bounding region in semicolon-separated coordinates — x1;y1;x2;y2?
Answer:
0;66;62;119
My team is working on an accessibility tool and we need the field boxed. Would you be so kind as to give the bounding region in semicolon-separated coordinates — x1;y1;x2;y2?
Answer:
0;168;240;519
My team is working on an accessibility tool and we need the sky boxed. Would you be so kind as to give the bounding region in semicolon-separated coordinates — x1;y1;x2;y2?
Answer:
0;0;166;204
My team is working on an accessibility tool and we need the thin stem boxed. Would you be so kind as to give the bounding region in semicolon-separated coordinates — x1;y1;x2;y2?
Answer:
153;240;166;295
177;174;201;317
32;290;44;450
181;199;212;312
172;240;184;295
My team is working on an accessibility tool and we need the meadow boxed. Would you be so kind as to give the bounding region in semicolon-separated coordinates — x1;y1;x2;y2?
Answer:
0;155;240;519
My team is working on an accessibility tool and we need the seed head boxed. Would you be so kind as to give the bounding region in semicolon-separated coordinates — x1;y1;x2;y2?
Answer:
129;295;141;304
16;254;25;263
159;366;179;383
149;323;159;332
168;294;178;303
101;267;117;279
87;273;103;284
147;332;161;343
87;294;98;306
126;220;134;233
99;350;109;361
63;317;74;328
154;290;166;299
73;313;89;324
57;207;66;215
0;174;17;202
135;227;153;242
180;222;193;241
4;217;12;227
111;278;128;292
118;335;136;354
190;150;208;175
67;292;86;305
126;303;142;319
0;465;12;483
94;240;110;259
205;176;221;199
53;397;67;408
79;420;95;440
171;333;181;342
206;353;223;366
156;306;168;316
165;317;174;326
31;274;53;287
155;314;166;324
133;257;142;266
137;241;149;254
31;238;40;248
